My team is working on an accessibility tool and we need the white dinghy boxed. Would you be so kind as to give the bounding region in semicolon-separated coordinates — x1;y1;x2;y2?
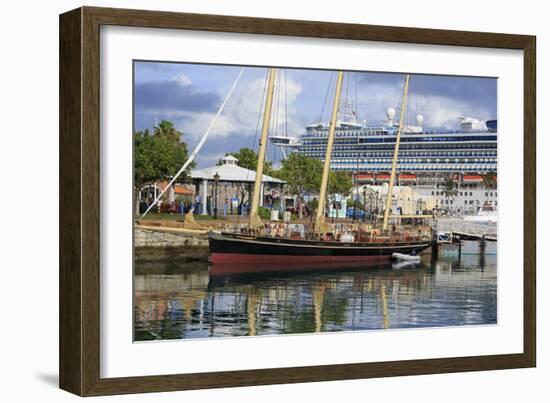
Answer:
392;252;421;262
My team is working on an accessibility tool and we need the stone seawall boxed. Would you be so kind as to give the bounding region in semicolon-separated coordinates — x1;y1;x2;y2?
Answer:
134;227;209;261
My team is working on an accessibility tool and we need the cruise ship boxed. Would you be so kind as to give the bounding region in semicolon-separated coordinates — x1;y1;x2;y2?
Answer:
270;107;498;214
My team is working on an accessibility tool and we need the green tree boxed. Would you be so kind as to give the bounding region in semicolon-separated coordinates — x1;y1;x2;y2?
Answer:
279;153;323;217
134;121;194;214
154;120;181;143
481;171;497;189
279;154;353;218
441;178;458;209
329;171;352;196
225;147;277;177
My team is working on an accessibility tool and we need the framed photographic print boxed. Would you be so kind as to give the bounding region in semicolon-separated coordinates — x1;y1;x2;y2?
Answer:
59;6;536;396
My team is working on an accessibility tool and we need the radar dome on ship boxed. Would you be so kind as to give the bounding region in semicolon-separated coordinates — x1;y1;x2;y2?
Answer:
386;107;396;120
416;114;424;125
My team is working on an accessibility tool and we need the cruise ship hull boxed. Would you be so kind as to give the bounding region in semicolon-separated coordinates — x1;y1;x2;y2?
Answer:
209;231;431;264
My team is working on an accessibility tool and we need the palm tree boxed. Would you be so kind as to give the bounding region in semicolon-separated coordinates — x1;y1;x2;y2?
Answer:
441;178;458;211
481;171;497;189
154;120;182;143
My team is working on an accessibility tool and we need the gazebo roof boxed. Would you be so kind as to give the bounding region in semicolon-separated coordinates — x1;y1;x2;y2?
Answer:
222;155;239;162
191;161;285;184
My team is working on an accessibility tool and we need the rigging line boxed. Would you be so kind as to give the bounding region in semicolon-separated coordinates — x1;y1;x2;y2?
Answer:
284;70;288;137
345;71;350;111
409;75;414;127
414;77;417;124
141;67;245;218
218;68;255;158
275;72;283;162
273;70;281;138
275;70;283;162
319;72;334;124
267;71;278;170
269;72;279;166
354;72;358;122
252;69;269;148
405;74;414;127
238;68;269;226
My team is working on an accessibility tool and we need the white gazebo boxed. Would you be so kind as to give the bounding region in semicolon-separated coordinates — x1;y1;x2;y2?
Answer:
191;155;285;215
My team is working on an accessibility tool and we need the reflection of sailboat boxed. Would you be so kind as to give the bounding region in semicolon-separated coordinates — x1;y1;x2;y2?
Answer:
209;260;387;276
209;70;431;264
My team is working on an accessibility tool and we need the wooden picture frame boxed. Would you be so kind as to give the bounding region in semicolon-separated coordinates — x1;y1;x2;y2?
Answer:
59;6;536;396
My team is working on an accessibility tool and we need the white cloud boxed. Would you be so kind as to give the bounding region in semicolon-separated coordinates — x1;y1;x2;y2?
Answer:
418;95;491;129
356;82;491;129
174;74;304;143
172;73;193;86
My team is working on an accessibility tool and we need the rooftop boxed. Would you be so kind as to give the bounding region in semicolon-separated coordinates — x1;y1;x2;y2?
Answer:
191;155;286;184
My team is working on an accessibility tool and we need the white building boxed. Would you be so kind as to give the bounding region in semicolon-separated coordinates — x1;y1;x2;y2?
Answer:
191;155;286;215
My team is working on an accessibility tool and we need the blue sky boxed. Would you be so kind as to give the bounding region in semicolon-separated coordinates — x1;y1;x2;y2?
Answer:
134;61;497;168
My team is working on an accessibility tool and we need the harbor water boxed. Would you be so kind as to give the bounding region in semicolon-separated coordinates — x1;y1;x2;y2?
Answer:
134;254;497;341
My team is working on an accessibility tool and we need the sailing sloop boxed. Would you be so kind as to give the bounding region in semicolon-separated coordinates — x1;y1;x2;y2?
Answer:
208;69;433;264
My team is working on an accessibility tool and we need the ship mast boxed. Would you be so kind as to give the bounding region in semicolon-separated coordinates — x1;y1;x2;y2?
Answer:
382;74;410;231
315;71;344;233
249;68;278;228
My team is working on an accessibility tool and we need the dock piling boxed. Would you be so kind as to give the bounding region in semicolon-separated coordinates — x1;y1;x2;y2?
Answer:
431;230;439;262
479;235;486;255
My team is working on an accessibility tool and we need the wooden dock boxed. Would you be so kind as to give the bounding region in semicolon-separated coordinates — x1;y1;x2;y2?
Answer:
435;218;497;240
432;217;497;257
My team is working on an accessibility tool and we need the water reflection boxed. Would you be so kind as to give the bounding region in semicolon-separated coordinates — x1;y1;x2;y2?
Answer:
134;255;497;341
